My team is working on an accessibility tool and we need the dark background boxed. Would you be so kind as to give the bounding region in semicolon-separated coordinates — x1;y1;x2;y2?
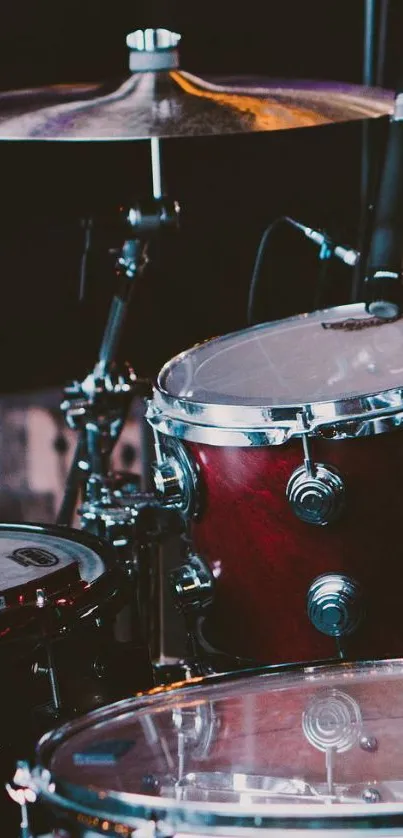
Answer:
0;0;401;393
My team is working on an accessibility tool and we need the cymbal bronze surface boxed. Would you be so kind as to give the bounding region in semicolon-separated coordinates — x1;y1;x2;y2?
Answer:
0;73;394;141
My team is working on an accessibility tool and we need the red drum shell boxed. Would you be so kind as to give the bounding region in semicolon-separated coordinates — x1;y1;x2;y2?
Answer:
187;430;403;664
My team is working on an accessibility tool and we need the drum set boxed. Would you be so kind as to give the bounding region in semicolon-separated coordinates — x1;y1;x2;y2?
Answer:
2;21;403;838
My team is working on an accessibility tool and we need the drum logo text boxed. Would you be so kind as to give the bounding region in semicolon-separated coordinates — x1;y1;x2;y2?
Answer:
8;547;59;568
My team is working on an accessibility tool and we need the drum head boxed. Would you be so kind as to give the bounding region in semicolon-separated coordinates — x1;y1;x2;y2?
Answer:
0;523;115;633
34;659;403;833
161;304;403;405
150;304;403;444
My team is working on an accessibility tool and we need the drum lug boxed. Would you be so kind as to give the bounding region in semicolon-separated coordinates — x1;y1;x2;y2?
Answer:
170;554;214;613
287;463;345;525
362;787;382;803
172;701;219;759
307;573;363;638
286;413;345;526
302;688;363;753
152;436;200;518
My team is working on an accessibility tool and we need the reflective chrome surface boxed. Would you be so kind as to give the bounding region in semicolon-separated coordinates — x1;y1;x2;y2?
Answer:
286;463;345;525
152;437;200;518
148;304;403;446
25;658;403;834
170;554;215;613
307;574;363;638
0;77;393;141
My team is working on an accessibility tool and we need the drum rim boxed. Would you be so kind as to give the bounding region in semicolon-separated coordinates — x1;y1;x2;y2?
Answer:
147;303;403;446
30;657;403;831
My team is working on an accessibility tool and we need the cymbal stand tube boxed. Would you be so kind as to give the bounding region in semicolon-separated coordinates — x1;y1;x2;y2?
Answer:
59;193;180;680
151;137;163;199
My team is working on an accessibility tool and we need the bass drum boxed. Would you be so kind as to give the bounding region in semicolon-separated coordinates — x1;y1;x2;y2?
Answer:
0;522;152;834
148;303;403;667
21;658;403;836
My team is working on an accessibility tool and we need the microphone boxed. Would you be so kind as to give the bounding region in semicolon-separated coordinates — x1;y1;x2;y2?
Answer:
289;220;359;267
364;89;403;318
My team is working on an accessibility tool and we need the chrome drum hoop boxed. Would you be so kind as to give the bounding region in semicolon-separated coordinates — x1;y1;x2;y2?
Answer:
146;395;403;447
148;302;403;447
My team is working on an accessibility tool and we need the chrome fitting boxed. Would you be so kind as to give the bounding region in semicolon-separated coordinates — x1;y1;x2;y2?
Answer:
307;573;363;637
170;553;214;613
286;463;345;525
152;438;200;518
302;688;362;753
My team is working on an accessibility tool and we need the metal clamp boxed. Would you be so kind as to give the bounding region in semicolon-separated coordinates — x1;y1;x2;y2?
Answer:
170;554;214;613
152;434;200;518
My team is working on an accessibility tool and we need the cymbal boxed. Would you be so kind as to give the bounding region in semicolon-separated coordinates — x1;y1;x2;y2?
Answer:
0;73;394;141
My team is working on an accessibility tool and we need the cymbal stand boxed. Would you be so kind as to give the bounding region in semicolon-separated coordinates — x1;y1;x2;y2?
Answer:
57;140;183;681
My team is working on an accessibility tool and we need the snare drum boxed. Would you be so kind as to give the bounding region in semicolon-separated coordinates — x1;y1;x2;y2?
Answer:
21;658;403;836
0;522;152;758
148;303;403;666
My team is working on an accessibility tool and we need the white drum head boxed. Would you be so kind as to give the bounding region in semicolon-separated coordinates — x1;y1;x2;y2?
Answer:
161;304;403;405
150;304;403;444
0;524;106;606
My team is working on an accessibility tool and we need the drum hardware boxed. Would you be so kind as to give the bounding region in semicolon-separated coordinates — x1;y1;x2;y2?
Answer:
173;703;219;794
58;182;180;528
54;126;181;682
167;551;216;677
286;410;346;526
77;478;189;683
304;689;362;752
172;703;219;765
151;433;201;518
140;705;220;799
302;688;379;802
33;587;62;717
306;574;364;655
170;554;215;615
360;734;379;752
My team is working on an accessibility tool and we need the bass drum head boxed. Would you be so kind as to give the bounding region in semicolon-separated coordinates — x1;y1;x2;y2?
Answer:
35;658;403;834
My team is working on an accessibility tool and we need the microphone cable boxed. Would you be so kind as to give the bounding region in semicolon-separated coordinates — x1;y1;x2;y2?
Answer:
247;216;358;326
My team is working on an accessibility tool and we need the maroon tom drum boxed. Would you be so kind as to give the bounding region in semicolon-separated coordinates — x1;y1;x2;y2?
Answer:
148;303;403;666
